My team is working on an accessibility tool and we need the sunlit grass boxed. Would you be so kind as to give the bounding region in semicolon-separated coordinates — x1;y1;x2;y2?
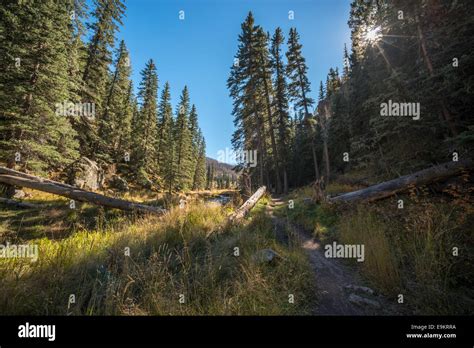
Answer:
0;200;314;315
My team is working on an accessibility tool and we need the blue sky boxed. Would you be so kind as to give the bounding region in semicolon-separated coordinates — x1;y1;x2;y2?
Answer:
101;0;352;161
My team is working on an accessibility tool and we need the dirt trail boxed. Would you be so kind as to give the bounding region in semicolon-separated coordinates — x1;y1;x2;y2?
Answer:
267;196;399;315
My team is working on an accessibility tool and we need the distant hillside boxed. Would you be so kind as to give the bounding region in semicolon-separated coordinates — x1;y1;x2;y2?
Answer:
206;157;238;178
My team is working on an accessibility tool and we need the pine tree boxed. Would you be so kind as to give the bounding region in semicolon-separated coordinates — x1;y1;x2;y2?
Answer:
0;0;79;175
188;104;200;185
115;80;134;165
156;82;172;164
192;132;207;190
286;27;319;182
286;28;314;117
162;115;175;194
228;12;269;189
173;86;193;190
66;0;88;115
98;40;132;162
78;0;125;159
156;82;174;185
132;59;159;182
342;43;351;80
256;27;282;193
206;164;211;190
270;27;291;193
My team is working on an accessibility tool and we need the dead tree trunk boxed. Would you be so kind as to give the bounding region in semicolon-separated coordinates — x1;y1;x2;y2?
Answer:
0;197;46;209
0;167;165;214
0;166;89;191
229;186;266;222
329;160;473;203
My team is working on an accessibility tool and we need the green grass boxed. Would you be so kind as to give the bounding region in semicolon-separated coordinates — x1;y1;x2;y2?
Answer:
273;188;337;241
0;198;314;315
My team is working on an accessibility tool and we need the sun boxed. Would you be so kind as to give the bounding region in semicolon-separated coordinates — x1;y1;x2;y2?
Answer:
364;25;382;44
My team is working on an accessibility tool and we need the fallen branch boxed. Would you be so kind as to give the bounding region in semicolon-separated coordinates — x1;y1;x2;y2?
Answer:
229;186;266;222
329;160;473;203
0;197;46;209
0;169;165;215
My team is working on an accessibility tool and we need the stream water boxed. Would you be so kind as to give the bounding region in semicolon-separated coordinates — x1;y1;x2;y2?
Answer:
205;194;231;205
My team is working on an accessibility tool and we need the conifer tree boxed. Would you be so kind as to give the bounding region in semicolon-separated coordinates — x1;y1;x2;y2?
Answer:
0;0;79;175
270;27;291;193
78;0;125;158
173;86;193;190
286;28;314;117
192;132;207;190
228;12;268;188
99;40;132;162
342;43;351;80
162;115;175;194
286;27;319;181
132;59;158;180
115;81;134;165
206;164;211;190
188;104;200;181
256;27;282;193
156;82;173;166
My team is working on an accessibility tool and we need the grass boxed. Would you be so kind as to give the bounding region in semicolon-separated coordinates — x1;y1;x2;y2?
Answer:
337;199;474;314
337;207;400;294
277;180;474;314
2;180;471;315
273;187;337;241
0;193;314;315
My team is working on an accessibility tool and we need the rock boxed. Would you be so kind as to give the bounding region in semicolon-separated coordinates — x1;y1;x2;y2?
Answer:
67;157;102;191
348;293;381;309
344;284;375;296
12;189;26;199
108;175;129;192
253;248;281;264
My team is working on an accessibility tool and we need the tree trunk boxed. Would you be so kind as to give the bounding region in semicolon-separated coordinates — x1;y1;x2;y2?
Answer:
229;186;266;222
0;167;165;214
0;197;45;209
329;160;473;203
311;138;320;181
2;159;17;198
260;53;282;193
283;168;288;194
323;139;330;183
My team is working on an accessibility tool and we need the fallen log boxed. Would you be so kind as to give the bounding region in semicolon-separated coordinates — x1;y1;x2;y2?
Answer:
229;186;266;222
0;172;165;215
0;166;86;191
329;160;473;203
0;197;46;209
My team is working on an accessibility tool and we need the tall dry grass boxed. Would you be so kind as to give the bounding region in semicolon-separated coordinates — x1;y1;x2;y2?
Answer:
0;202;314;315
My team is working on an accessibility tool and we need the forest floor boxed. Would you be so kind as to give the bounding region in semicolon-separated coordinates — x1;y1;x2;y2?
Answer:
0;189;315;315
266;196;400;315
267;179;474;316
1;183;472;315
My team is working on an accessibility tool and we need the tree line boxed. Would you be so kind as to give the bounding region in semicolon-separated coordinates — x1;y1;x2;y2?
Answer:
0;0;207;192
229;2;473;193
